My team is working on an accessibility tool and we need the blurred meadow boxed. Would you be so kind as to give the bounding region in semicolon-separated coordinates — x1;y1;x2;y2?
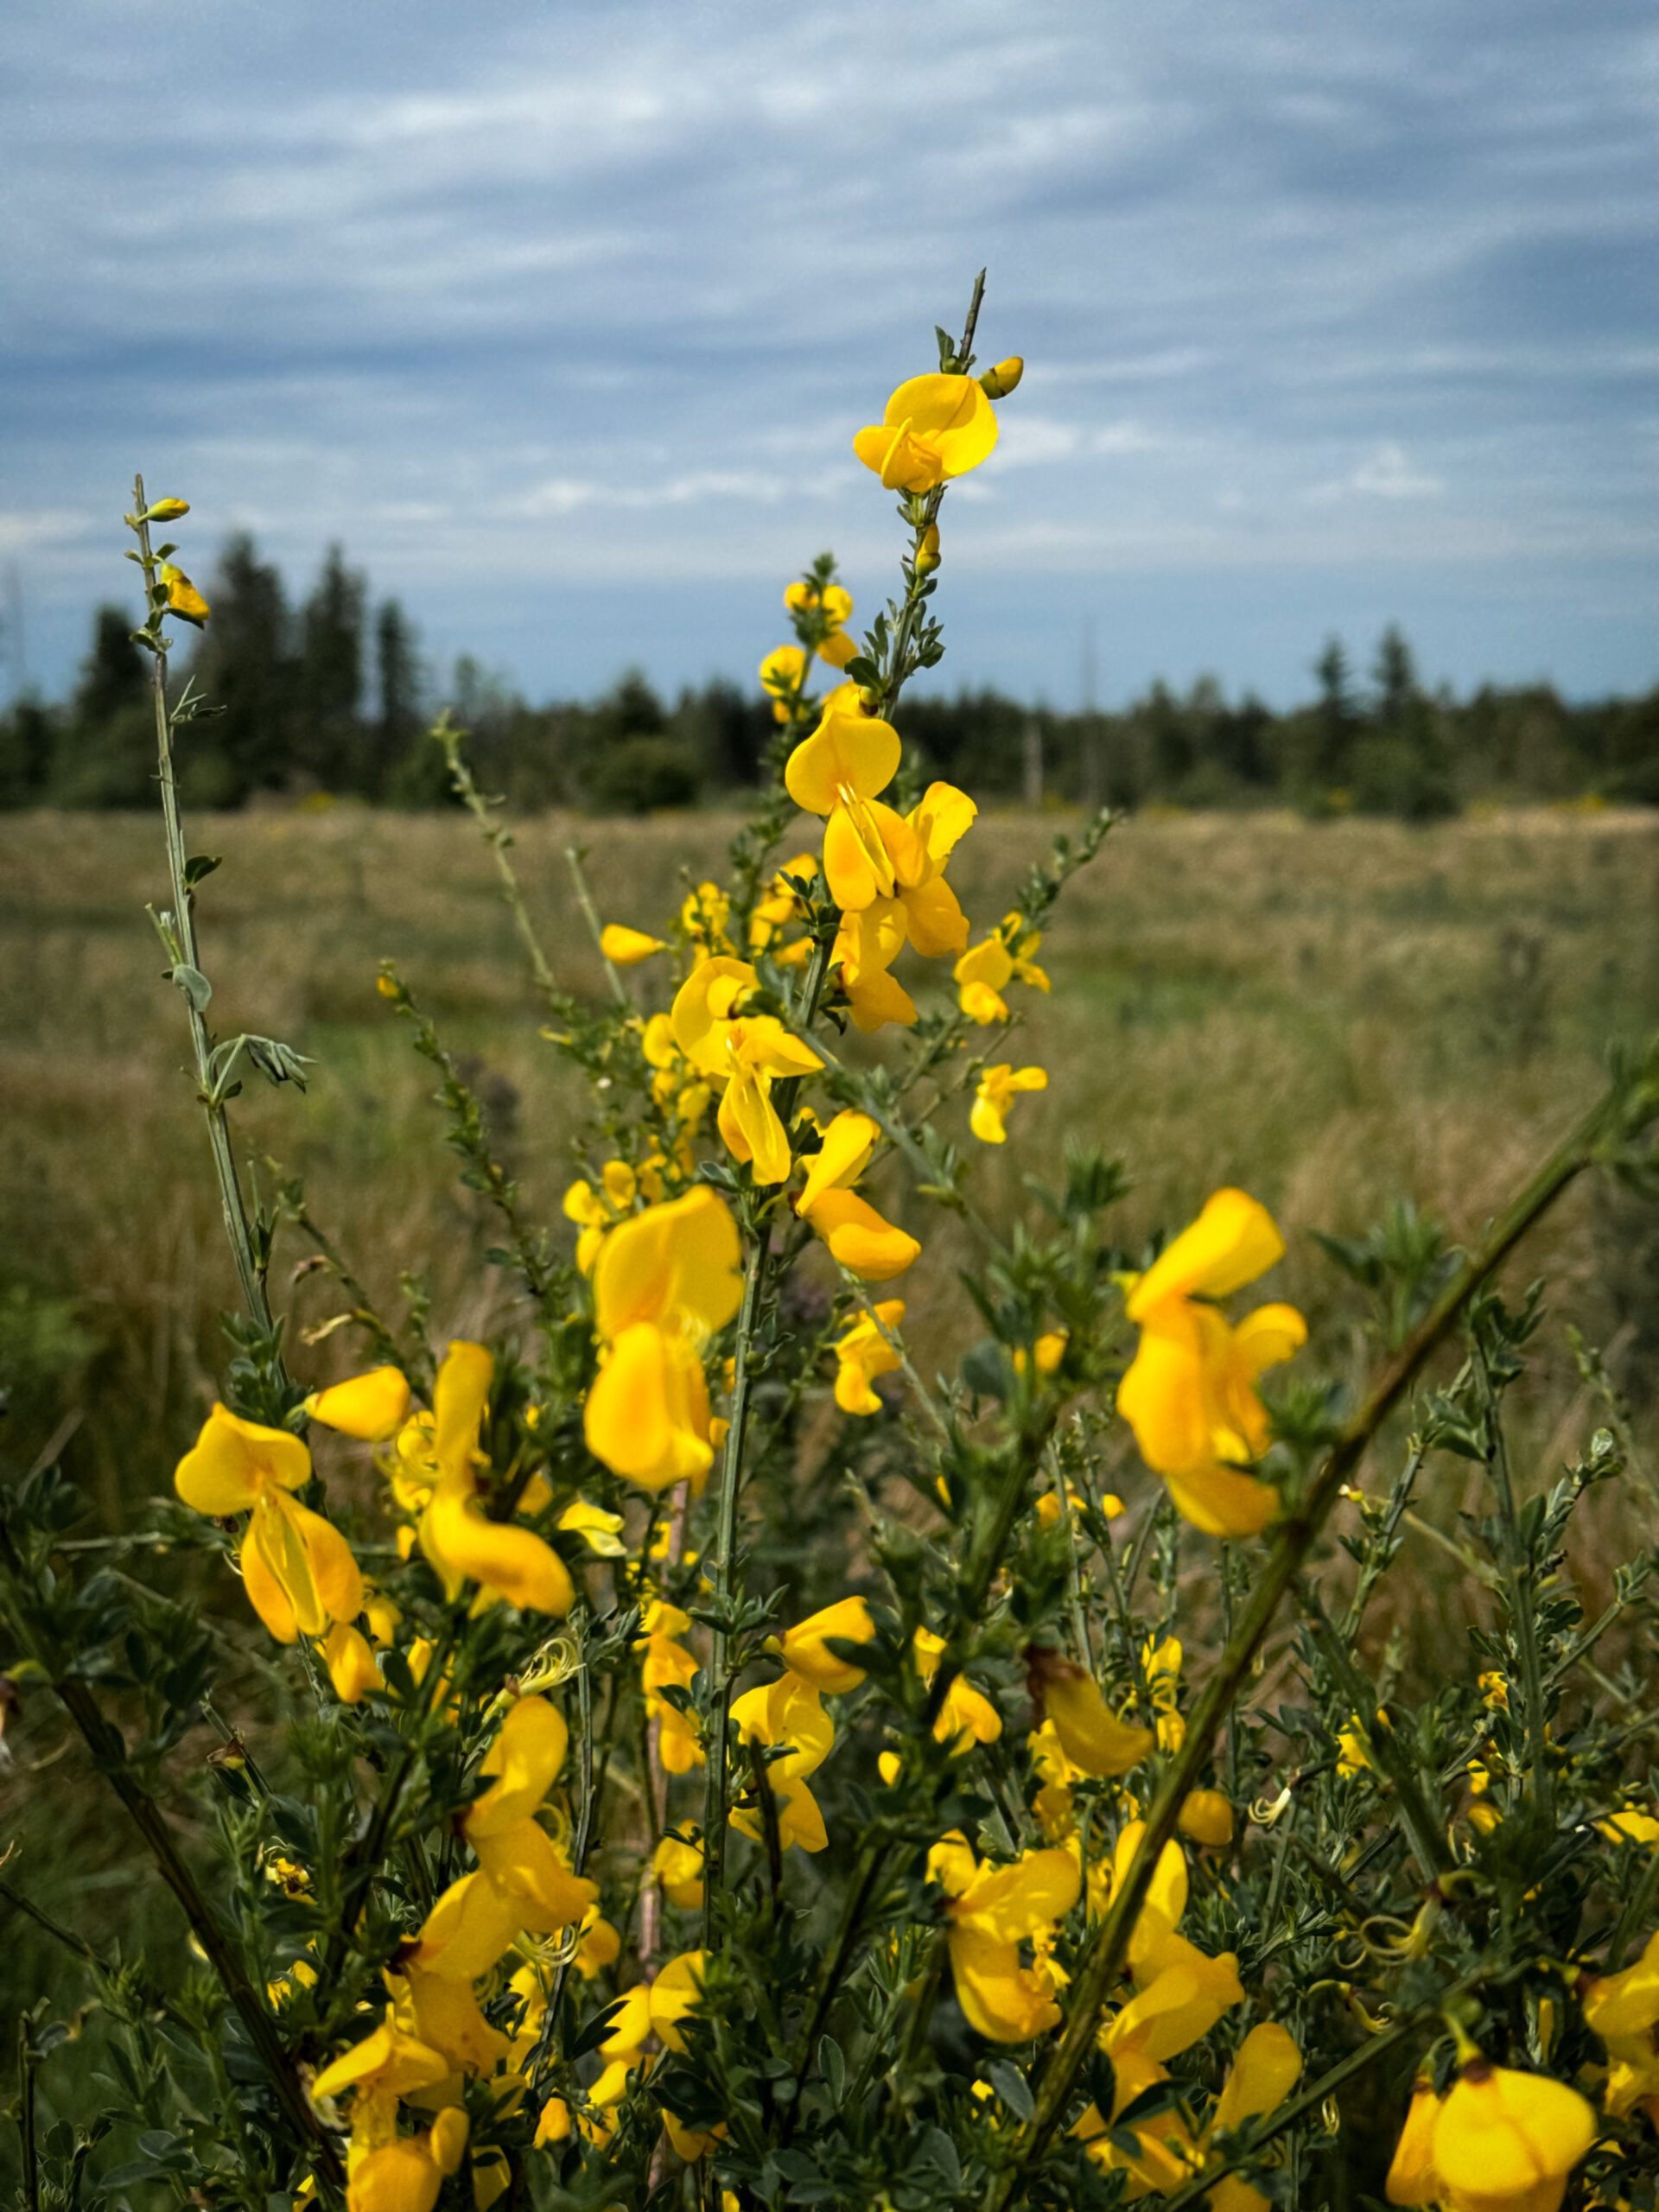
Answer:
6;796;1657;1541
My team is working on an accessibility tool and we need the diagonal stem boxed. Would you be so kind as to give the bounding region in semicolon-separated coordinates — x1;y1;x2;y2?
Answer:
986;1058;1655;2204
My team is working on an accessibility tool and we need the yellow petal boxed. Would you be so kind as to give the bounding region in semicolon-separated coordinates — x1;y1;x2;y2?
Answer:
583;1322;714;1492
1127;1190;1286;1319
408;1871;521;1980
650;1950;706;2054
804;1189;919;1281
321;1621;384;1704
796;1109;880;1217
1032;1655;1155;1777
1213;2021;1303;2133
348;2140;441;2212
1431;2063;1596;2204
422;1487;573;1615
433;1340;494;1477
600;925;666;964
176;1402;310;1515
1385;2077;1445;2206
776;1595;876;1694
466;1695;569;1839
470;1819;597;1934
784;704;901;815
306;1368;411;1442
591;1185;743;1341
880;373;999;475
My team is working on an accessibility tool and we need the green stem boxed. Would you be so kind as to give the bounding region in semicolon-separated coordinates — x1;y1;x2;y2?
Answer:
565;842;629;1007
52;1679;342;2183
19;2030;39;2212
700;1223;773;1937
1478;1341;1554;1825
1302;1590;1452;1882
437;715;571;1017
130;474;283;1364
987;1062;1651;2205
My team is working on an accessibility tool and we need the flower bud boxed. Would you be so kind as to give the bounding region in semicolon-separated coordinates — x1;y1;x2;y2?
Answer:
979;356;1024;399
914;524;941;577
144;498;191;523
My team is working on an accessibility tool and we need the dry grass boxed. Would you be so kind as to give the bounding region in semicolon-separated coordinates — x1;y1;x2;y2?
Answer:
3;800;1658;1572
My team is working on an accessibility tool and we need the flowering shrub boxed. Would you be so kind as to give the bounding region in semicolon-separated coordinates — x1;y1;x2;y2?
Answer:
7;279;1659;2212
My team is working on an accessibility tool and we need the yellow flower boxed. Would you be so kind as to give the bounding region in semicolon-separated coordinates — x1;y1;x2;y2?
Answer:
802;1189;920;1282
175;1403;362;1645
599;924;667;964
306;1366;412;1442
671;957;823;1184
853;373;999;493
760;645;808;703
748;852;817;960
1583;1927;1659;2115
774;1594;877;1693
159;563;209;626
680;880;733;953
954;916;1050;1025
583;1185;743;1491
321;1621;385;1704
143;496;191;522
784;581;858;668
795;1109;880;1217
821;780;976;945
731;1673;835;1853
970;1063;1047;1144
637;1601;703;1772
1388;2056;1597;2212
463;1695;569;1839
1116;1189;1306;1538
831;1300;906;1414
1027;1649;1154;1777
652;1825;706;1910
915;1627;1002;1751
417;1344;574;1616
1073;2044;1196;2192
929;1832;1079;2041
1143;1634;1185;1753
556;1499;627;1556
312;2010;452;2107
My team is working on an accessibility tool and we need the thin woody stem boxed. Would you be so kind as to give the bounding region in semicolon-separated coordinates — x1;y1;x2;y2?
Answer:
702;935;836;1939
130;475;283;1366
438;714;571;1018
988;1058;1656;2204
52;1678;343;2183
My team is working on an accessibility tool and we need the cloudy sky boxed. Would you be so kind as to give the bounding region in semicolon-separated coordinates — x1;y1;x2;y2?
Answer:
4;0;1656;711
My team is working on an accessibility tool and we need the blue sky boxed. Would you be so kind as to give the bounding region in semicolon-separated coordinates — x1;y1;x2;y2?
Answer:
4;0;1657;711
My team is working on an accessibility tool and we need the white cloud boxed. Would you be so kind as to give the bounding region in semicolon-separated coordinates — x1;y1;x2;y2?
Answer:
1306;443;1446;503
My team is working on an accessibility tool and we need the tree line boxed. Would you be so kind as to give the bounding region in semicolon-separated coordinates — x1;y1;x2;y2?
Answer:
2;533;1656;816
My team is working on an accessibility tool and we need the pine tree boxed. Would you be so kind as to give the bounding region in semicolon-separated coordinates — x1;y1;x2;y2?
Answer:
182;534;295;804
366;598;423;800
296;545;365;790
53;607;154;806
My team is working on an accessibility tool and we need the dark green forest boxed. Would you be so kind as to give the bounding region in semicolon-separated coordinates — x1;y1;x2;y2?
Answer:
3;534;1656;817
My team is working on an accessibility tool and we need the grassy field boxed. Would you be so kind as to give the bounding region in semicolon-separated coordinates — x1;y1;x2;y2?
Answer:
4;798;1658;1526
3;794;1659;2085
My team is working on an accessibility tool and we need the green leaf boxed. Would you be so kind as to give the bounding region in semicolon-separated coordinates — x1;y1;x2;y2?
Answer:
982;2059;1033;2120
170;963;213;1014
183;854;223;887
